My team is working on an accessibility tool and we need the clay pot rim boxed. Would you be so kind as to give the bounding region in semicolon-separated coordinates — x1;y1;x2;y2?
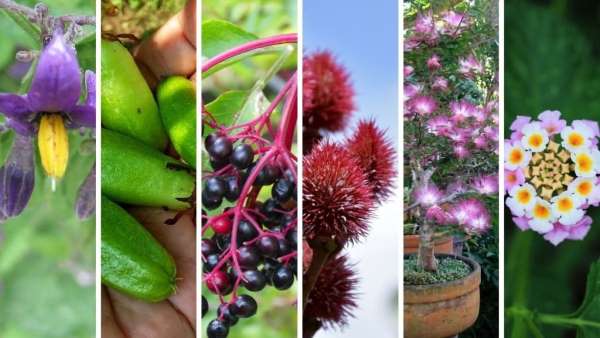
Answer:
403;233;453;244
403;253;481;289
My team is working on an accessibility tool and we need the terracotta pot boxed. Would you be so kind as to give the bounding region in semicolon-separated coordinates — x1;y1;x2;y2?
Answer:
404;234;454;255
404;254;481;338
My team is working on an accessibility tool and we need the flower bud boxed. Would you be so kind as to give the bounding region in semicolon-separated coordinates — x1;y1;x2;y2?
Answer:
0;134;34;219
75;165;95;220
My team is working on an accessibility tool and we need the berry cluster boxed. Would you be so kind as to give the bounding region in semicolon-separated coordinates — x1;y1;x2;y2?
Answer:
201;34;298;338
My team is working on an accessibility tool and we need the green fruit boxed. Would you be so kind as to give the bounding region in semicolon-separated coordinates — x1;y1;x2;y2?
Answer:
101;39;167;150
101;195;176;302
157;76;196;168
101;128;194;210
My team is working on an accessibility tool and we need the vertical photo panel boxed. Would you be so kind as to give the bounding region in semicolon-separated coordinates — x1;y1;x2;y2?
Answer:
200;0;298;337
504;1;600;337
302;0;399;337
0;0;96;337
403;1;499;337
100;1;197;337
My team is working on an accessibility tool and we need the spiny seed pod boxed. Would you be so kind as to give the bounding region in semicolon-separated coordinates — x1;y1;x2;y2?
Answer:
346;119;396;203
303;142;374;243
303;51;355;133
304;254;358;328
75;165;96;220
0;134;34;219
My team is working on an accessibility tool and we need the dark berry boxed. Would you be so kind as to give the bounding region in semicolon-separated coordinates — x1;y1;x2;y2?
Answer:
210;156;229;171
211;216;232;234
272;265;294;290
254;163;281;186
202;296;208;318
206;270;231;294
277;238;292;256
238;220;259;242
217;303;239;327
257;236;279;258
237;245;260;269
223;176;241;202
207;319;229;338
215;234;231;252
205;177;226;200
208;136;233;160
242;269;267;292
204;254;220;273
204;134;217;151
202;239;218;257
289;259;298;276
231;295;257;318
202;190;222;210
286;229;297;248
272;178;294;202
261;258;282;281
230;143;254;169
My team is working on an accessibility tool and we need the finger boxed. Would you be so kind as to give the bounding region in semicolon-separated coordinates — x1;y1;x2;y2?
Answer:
101;287;127;338
107;287;195;338
128;207;197;329
135;0;196;82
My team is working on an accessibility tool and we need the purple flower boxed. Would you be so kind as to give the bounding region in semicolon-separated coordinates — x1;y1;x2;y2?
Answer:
408;95;438;116
510;116;531;141
427;54;442;71
505;168;525;192
0;134;34;220
404;65;414;77
449;100;477;122
472;174;498;195
75;165;96;220
404;83;422;101
543;216;593;246
538;110;566;135
413;184;444;206
431;76;449;92
513;216;531;231
0;30;95;134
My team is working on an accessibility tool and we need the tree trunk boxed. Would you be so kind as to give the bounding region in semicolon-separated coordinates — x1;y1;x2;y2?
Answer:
418;221;438;272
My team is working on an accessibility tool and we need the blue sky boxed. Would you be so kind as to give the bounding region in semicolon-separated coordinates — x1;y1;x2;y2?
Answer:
304;0;399;144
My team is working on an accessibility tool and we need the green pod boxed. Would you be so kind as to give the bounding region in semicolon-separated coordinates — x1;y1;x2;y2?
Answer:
101;128;194;210
101;195;176;302
101;39;167;150
157;76;196;168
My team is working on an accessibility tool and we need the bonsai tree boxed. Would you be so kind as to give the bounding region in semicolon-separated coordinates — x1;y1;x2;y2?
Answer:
404;1;498;272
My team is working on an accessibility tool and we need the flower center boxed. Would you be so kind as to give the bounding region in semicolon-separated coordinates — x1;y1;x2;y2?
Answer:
517;189;531;204
577;181;593;196
525;140;574;201
529;134;543;148
509;148;523;164
533;203;550;219
568;133;584;147
557;197;573;213
576;153;593;173
38;114;69;183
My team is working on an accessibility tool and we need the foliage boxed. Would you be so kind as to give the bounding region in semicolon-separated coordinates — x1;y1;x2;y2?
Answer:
405;256;471;285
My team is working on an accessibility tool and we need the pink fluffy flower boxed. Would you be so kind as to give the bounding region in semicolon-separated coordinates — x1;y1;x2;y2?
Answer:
450;198;491;233
432;76;449;92
505;168;525;192
427;54;442;71
449;100;477;122
409;95;438;116
441;11;469;36
538;110;566;135
404;83;422;101
413;184;444;206
425;205;452;225
453;143;470;159
404;65;414;77
427;116;453;136
472;174;498;195
414;11;438;44
458;54;483;78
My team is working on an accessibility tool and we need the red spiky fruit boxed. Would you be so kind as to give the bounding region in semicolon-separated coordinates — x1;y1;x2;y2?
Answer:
346;119;397;203
304;254;358;328
303;51;355;133
303;142;374;243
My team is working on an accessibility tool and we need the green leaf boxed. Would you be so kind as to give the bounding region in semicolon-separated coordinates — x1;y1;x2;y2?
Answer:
0;10;40;49
572;260;600;337
202;19;258;59
204;90;248;136
75;34;95;71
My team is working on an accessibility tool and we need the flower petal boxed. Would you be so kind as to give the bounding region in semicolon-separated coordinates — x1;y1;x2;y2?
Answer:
27;31;81;113
0;134;34;218
6;118;34;136
67;70;95;128
0;93;31;119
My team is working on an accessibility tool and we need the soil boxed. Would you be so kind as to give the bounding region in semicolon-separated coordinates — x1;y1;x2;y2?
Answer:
404;256;471;285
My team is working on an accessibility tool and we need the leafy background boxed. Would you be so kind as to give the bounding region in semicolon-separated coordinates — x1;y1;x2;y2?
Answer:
505;0;600;337
0;1;96;337
201;1;298;337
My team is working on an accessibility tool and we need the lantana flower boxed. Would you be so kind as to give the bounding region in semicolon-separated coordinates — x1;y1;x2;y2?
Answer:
505;111;600;245
0;28;95;221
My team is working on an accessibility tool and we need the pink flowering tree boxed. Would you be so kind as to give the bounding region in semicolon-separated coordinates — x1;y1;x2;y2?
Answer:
404;1;498;271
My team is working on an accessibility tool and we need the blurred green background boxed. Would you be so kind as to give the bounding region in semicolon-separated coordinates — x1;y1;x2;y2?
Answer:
505;0;600;337
201;0;298;337
0;1;96;337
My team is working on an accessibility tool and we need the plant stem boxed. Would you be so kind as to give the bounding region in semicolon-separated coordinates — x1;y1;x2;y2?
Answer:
417;220;437;271
302;237;338;311
537;313;600;329
303;317;322;338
